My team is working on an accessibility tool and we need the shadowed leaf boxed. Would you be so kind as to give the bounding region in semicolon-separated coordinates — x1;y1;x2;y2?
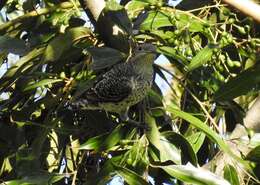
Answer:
214;65;260;101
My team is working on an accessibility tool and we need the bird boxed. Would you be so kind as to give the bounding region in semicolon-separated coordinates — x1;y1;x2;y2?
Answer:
71;43;157;123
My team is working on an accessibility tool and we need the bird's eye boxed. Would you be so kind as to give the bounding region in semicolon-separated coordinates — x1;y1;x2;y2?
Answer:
138;47;142;51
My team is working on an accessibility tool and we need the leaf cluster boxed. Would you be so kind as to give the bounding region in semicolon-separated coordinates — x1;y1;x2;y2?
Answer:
0;0;259;185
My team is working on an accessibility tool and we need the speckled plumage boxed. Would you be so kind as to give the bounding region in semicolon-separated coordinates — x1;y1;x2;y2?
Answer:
72;44;157;119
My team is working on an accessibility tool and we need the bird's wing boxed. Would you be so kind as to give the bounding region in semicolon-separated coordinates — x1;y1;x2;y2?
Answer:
84;63;134;103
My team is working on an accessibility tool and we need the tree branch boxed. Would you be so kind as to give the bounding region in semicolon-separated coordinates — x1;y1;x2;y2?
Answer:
222;0;260;23
78;0;105;26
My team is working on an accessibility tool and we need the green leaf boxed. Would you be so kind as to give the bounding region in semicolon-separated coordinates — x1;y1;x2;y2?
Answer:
175;12;205;33
167;106;225;148
166;106;250;168
0;47;44;92
157;46;189;65
88;47;125;71
140;10;172;30
245;145;260;163
145;113;161;148
140;10;205;32
162;131;198;165
126;1;149;18
121;135;149;174
0;157;12;176
186;132;206;153
146;114;181;164
224;165;240;185
23;79;63;91
79;133;109;150
113;164;149;185
105;1;132;34
79;124;129;151
0;35;28;55
157;163;231;185
187;45;215;71
214;65;260;101
43;27;91;62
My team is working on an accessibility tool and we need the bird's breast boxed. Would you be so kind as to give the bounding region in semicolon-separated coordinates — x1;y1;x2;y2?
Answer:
99;78;152;113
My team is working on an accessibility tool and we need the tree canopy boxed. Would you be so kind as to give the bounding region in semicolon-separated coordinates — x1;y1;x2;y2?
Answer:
0;0;260;184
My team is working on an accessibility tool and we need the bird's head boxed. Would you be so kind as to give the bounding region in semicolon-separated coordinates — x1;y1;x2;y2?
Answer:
128;43;157;77
130;43;157;65
134;43;157;54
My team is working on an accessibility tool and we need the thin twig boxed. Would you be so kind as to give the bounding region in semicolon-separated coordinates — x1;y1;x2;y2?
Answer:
157;64;221;133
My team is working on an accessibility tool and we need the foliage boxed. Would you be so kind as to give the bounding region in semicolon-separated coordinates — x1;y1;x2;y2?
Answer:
0;0;259;184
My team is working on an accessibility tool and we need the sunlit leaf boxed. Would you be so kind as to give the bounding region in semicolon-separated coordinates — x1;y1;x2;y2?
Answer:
121;135;149;174
162;131;198;165
157;46;189;65
146;113;181;164
79;133;109;150
140;10;205;32
80;124;130;151
156;163;231;185
187;45;215;71
186;132;206;153
166;106;250;169
126;1;149;18
23;78;63;91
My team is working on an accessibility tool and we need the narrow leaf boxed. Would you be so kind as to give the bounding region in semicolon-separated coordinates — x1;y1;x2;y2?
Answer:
187;46;214;71
162;131;198;165
186;132;206;153
166;106;250;169
157;46;189;65
146;114;181;164
0;47;44;92
79;133;109;150
79;124;129;151
113;164;149;185
23;79;63;91
157;163;231;185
